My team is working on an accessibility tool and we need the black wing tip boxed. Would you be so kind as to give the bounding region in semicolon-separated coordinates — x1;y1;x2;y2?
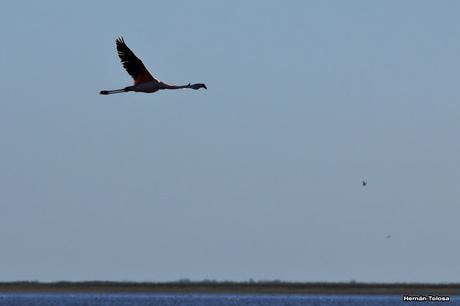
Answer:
116;36;125;45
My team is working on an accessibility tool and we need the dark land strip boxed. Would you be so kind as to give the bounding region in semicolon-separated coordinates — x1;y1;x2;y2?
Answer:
0;282;459;295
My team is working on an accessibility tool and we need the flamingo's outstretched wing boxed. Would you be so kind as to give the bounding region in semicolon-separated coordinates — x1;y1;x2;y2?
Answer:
116;37;160;85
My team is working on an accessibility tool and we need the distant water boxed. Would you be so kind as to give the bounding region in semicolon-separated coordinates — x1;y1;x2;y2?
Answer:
2;293;457;305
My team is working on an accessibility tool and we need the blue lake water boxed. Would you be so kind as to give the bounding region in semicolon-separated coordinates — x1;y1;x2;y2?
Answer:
0;293;457;305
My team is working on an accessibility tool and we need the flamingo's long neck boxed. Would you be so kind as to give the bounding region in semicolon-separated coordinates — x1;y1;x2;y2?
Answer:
160;82;190;90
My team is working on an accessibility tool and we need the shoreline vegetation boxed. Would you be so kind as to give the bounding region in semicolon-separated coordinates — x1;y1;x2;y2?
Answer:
0;281;459;295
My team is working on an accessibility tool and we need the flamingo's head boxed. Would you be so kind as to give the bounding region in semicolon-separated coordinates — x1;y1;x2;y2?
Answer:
189;83;207;90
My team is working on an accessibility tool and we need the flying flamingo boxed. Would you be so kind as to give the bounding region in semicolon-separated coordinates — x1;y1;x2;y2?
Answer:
100;37;207;95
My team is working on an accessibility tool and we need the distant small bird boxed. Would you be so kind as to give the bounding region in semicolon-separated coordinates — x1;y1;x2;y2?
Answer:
362;180;367;186
100;37;207;95
386;234;391;239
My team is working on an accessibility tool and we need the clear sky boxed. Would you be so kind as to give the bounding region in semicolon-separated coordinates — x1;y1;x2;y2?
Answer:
0;0;459;283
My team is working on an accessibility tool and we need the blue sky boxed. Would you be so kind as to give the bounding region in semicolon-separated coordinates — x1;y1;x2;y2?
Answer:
0;0;459;282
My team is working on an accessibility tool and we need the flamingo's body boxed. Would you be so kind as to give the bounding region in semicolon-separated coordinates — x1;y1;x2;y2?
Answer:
100;37;207;95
